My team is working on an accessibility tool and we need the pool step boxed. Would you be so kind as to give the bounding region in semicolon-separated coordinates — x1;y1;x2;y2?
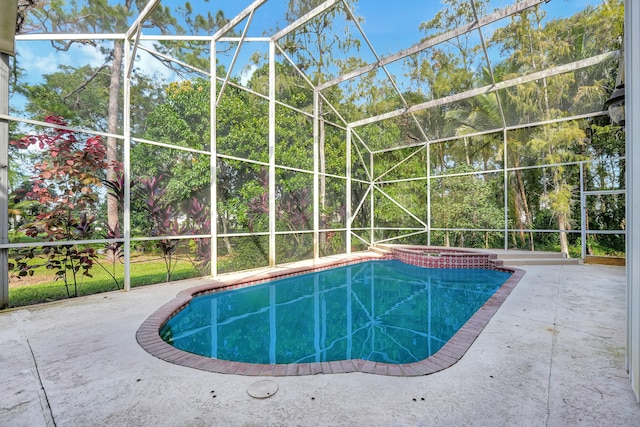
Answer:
368;245;392;256
490;250;581;266
498;256;581;266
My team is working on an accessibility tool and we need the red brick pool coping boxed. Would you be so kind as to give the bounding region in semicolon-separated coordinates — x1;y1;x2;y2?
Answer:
136;251;525;376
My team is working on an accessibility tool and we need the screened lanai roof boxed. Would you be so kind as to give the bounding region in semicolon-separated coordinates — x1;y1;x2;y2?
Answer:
14;0;621;153
3;0;622;275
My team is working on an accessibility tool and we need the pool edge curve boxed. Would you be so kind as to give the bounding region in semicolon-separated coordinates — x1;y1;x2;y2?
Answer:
136;250;525;377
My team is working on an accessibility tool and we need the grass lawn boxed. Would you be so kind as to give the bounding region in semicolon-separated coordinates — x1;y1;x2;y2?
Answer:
8;254;202;308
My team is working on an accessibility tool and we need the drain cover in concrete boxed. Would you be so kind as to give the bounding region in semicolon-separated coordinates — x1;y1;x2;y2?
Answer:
247;380;278;399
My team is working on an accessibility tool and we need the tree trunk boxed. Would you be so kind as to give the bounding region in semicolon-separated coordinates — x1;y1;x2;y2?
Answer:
463;137;470;165
585;202;592;255
319;100;327;251
558;215;570;257
515;168;535;251
220;213;233;254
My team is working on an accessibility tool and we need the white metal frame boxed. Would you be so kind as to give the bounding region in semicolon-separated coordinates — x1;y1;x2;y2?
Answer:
0;2;625;279
625;0;640;403
0;54;8;306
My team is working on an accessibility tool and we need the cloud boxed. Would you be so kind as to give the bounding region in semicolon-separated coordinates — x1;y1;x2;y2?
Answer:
16;40;105;83
16;39;180;85
17;41;62;77
73;42;105;67
239;64;257;86
134;41;178;82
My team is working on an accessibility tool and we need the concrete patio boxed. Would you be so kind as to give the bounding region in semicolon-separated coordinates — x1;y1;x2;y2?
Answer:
1;261;639;426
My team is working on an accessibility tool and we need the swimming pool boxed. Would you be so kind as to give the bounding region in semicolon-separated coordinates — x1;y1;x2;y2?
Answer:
160;260;511;365
137;253;523;375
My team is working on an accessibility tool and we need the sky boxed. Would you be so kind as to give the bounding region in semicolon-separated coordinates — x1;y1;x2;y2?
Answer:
11;0;608;117
14;0;608;72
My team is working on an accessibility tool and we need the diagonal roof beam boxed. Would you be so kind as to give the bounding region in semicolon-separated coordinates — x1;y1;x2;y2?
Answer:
125;0;160;78
271;0;342;41
349;51;619;128
375;186;428;229
375;144;427;183
317;0;546;91
273;43;351;129
350;185;372;227
341;1;430;143
137;43;210;76
212;0;268;40
125;0;160;40
217;10;255;106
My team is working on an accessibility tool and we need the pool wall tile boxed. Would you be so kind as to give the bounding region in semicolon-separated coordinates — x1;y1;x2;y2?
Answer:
373;363;389;375
387;364;403;376
431;350;458;367
220;362;238;374
260;364;277;376
360;360;377;373
412;359;439;375
233;364;252;375
398;363;422;376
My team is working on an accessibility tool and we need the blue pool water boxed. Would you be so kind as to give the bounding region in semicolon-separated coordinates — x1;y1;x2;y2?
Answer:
160;260;511;365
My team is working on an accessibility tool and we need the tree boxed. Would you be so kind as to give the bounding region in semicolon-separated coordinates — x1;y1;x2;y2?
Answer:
19;0;228;248
10;116;106;234
279;0;360;249
444;67;536;250
19;65;166;136
417;0;487;92
488;2;623;255
137;80;212;203
431;165;504;248
530;122;589;255
138;78;267;255
8;116;120;295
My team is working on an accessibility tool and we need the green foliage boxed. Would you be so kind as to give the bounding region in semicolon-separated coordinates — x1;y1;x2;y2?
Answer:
8;116;121;295
17;64;166;135
7;0;627;310
217;237;269;274
136;80;211;204
431;165;504;248
586;235;625;257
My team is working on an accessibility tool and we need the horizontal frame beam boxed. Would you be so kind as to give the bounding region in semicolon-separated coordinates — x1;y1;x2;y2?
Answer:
351;52;618;128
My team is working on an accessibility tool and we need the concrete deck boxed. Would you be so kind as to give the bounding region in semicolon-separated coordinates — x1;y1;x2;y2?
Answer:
1;263;639;426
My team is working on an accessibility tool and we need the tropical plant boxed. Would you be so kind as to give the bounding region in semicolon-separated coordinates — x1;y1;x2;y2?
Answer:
135;176;181;282
18;0;230;252
185;198;212;276
8;116;120;295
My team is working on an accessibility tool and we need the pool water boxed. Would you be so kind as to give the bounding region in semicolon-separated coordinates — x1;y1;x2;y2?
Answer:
160;260;511;365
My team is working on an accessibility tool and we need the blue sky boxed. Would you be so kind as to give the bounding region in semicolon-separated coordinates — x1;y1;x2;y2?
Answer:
11;0;609;116
15;0;608;74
